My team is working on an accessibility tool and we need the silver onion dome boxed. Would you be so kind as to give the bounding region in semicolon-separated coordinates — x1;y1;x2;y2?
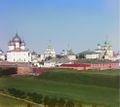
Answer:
8;40;14;46
12;33;21;42
21;40;26;46
0;49;3;54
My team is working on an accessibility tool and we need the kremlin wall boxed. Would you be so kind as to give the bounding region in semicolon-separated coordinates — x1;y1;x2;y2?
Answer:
0;33;120;74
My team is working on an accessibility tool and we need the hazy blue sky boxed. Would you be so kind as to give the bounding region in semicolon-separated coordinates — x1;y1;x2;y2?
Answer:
0;0;119;53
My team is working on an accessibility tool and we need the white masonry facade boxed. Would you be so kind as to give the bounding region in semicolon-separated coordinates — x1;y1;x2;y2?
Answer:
7;33;31;62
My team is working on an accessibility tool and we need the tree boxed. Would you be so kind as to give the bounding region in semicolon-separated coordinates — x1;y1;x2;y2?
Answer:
92;104;97;107
27;92;43;104
66;100;74;107
48;97;58;107
56;54;64;59
58;98;66;107
79;53;85;58
45;56;52;61
0;67;17;76
27;103;32;107
44;96;50;107
39;60;44;65
77;103;82;107
7;88;26;98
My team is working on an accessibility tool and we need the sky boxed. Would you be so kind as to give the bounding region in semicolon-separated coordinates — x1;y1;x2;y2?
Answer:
0;0;119;53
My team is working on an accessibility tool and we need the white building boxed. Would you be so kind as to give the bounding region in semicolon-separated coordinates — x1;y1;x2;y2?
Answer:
44;42;56;59
31;51;38;63
61;49;76;60
84;41;118;61
0;49;5;61
7;33;31;62
44;57;72;67
31;51;45;67
95;42;114;60
85;51;99;59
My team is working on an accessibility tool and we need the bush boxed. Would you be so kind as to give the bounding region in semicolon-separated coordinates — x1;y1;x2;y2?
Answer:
48;97;58;107
58;98;66;107
44;96;50;107
66;100;74;107
27;92;43;104
7;88;76;107
0;67;17;76
7;88;26;98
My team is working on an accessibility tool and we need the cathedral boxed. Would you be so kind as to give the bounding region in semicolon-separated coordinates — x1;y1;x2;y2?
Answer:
7;33;31;62
85;41;119;61
44;42;56;59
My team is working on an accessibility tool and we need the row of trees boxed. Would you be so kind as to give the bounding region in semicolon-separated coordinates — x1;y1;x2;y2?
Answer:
43;97;74;107
0;67;17;76
8;88;26;98
7;88;74;107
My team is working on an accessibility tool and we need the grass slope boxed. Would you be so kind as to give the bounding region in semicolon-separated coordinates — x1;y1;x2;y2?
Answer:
0;94;27;106
0;69;119;107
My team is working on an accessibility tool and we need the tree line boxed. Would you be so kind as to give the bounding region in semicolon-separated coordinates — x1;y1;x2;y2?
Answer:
7;88;75;107
0;67;17;76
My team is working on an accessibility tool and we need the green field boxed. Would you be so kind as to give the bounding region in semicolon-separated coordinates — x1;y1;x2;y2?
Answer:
0;94;27;107
0;68;119;107
0;94;42;107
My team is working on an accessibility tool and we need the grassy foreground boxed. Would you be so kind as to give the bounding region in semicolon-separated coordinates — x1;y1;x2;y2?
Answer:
0;92;42;107
0;94;27;107
0;68;119;107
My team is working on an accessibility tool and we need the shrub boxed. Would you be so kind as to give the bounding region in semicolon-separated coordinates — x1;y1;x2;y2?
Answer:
66;100;74;107
0;67;17;76
7;88;26;98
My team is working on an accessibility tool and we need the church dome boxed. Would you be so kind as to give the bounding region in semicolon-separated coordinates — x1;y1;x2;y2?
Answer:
0;49;3;54
97;43;101;46
8;41;14;46
12;33;21;42
21;41;26;46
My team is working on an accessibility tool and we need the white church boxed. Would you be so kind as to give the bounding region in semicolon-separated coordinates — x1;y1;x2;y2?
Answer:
84;41;119;61
44;42;56;59
7;33;31;62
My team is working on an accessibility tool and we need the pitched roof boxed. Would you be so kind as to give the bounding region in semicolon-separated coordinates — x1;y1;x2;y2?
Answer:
79;50;99;55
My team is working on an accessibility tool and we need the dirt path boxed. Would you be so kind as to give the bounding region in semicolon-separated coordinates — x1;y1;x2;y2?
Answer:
0;92;44;107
